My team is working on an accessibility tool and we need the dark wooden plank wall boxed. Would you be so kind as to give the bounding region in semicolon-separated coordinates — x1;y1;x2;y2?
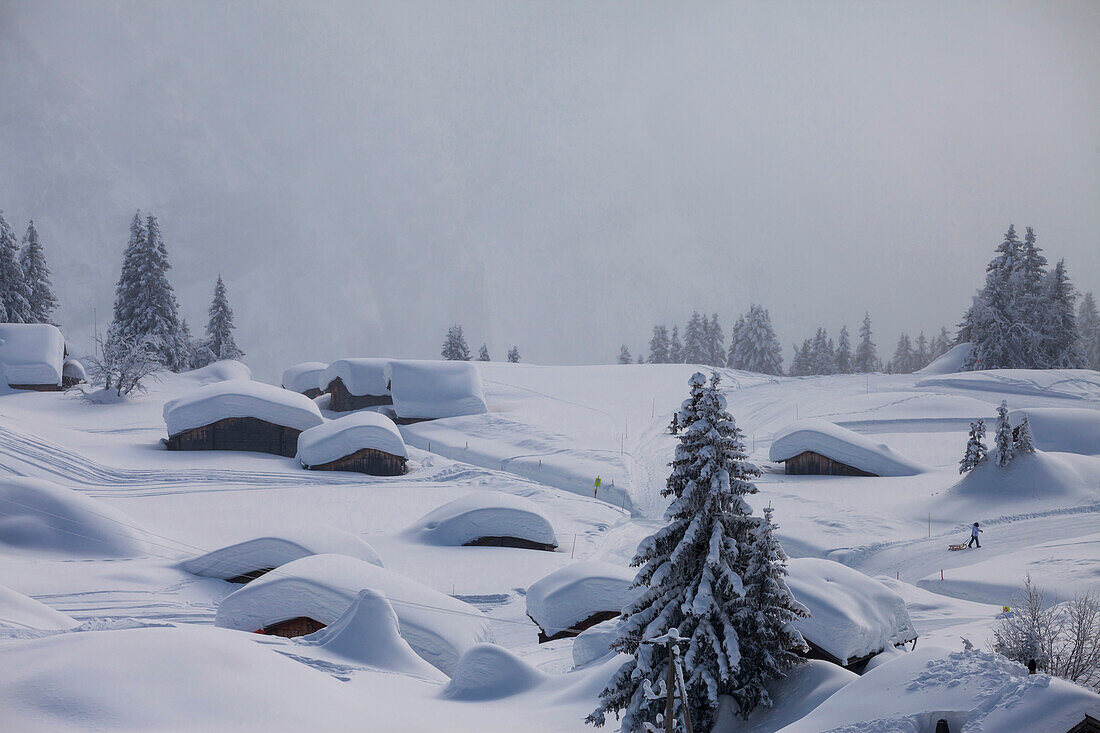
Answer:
783;450;877;477
324;377;392;411
305;447;407;476
166;417;302;458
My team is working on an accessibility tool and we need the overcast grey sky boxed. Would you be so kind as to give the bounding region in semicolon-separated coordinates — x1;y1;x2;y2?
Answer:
2;0;1097;378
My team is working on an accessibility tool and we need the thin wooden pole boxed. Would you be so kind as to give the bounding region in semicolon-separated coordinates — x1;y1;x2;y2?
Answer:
673;645;693;733
665;645;675;733
570;534;577;559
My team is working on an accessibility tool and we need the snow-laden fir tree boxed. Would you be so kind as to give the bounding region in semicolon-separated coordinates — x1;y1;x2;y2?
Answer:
809;328;835;375
1014;415;1035;455
668;325;683;363
994;400;1014;468
914;332;929;370
726;315;746;369
477;344;491;361
835;325;852;374
1079;292;1100;371
588;372;807;731
1040;259;1086;369
112;212;145;332
19;221;58;324
0;211;33;323
682;311;707;365
507;345;520;363
959;419;988;474
617;344;633;365
648;325;670;364
204;275;243;362
890;333;915;374
789;340;811;377
734;305;783;376
854;313;877;373
441;324;471;360
707;313;725;367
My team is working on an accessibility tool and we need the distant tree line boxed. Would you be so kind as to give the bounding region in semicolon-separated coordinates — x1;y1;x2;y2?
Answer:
442;324;520;363
0;211;59;325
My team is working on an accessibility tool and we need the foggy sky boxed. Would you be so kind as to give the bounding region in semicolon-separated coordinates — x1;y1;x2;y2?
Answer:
2;0;1098;379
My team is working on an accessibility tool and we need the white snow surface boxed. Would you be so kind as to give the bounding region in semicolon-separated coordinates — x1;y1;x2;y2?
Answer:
945;449;1100;514
0;583;78;631
163;378;324;435
787;558;917;664
769;418;927;476
281;361;328;394
181;359;254;385
214;553;492;674
714;660;858;733
775;646;1100;733
916;368;1100;400
319;357;392;395
571;617;622;667
405;491;557;547
296;410;408;466
0;476;147;557
183;527;383;579
1011;407;1100;455
916;342;974;375
526;561;639;638
0;323;65;386
62;358;86;381
442;643;549;700
389;359;488;420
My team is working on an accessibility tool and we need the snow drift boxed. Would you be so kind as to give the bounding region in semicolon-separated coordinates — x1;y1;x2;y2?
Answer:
319;358;391;396
947;449;1096;510
526;561;640;640
296;411;408;466
163;379;324;436
915;342;973;375
441;643;548;700
181;359;254;385
769;418;926;476
1011;407;1100;456
62;358;86;383
0;584;78;631
0;323;65;386
389;360;488;421
915;368;1100;401
281;361;328;394
571;617;622;668
787;557;917;666
214;553;492;674
714;660;857;733
0;476;146;557
183;528;383;581
405;491;557;549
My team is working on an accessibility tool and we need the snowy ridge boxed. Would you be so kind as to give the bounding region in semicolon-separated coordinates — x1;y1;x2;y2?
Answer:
163;379;324;435
1009;407;1100;455
0;584;78;631
296;411;408;466
769;418;926;476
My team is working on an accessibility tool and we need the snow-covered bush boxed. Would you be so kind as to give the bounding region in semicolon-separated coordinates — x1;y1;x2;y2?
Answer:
85;327;161;397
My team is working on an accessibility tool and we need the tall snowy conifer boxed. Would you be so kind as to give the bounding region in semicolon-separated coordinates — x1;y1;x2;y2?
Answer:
648;325;670;364
617;344;633;364
809;328;835;375
890;333;915;374
1014;416;1034;455
669;326;683;363
707;313;725;367
734;305;783;375
959;419;987;474
589;372;807;731
854;313;877;373
994;401;1014;468
204;275;243;362
19;221;58;324
1040;259;1085;368
441;325;472;360
0;212;32;323
139;215;188;371
683;311;707;364
507;346;520;363
835;325;852;374
112;211;145;333
1078;292;1100;371
727;315;747;369
477;344;491;361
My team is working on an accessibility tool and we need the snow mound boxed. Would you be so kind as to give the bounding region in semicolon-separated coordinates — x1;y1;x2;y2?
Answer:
0;584;78;631
526;561;640;640
163;379;323;436
0;625;370;731
183;528;382;581
0;476;146;557
62;358;86;382
281;361;328;394
915;342;973;375
571;617;622;667
298;589;445;680
787;558;917;665
320;358;391;395
0;323;64;386
715;660;857;733
441;643;548;700
389;360;488;421
215;553;491;674
948;450;1093;506
181;359;254;385
775;647;1100;733
769;419;926;476
405;491;557;548
296;411;408;466
915;368;1100;400
1011;407;1100;456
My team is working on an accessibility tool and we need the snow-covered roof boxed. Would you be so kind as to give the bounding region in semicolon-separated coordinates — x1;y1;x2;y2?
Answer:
0;323;65;386
62;358;85;381
296;411;408;466
163;379;324;436
183;528;382;580
525;561;640;639
0;476;146;557
405;492;556;547
214;553;492;675
786;557;917;665
0;584;79;631
319;358;391;396
1010;407;1100;456
182;359;253;385
280;361;328;394
768;419;925;476
389;360;488;421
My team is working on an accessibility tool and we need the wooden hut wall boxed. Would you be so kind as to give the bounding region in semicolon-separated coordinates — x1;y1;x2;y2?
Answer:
307;447;407;476
324;377;392;411
9;383;63;392
464;536;557;552
783;450;877;477
260;616;326;638
534;610;620;643
166;417;302;457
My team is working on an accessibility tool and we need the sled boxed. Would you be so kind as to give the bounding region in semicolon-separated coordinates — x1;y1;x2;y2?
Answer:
948;543;968;551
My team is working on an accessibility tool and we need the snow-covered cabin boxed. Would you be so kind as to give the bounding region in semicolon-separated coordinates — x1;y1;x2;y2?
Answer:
389;359;488;424
525;561;640;642
787;557;917;669
406;492;557;551
183;528;382;583
280;361;328;399
214;553;492;674
0;323;66;391
769;419;925;477
163;380;324;457
319;358;393;411
61;358;86;388
296;412;408;476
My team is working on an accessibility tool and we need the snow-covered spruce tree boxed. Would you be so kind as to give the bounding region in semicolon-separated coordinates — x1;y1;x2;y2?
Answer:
994;400;1014;468
1040;259;1086;369
204;275;243;362
809;328;835;375
959;419;988;474
733;305;783;376
19;221;59;324
648;325;670;364
112;211;145;335
617;344;633;365
477;344;491;361
682;311;706;365
835;325;852;374
507;346;521;363
854;313;877;373
727;315;746;369
0;211;33;323
1079;292;1100;371
707;313;725;367
668;325;683;363
963;225;1034;370
890;333;915;374
914;332;929;370
1014;415;1035;455
589;372;807;731
441;324;472;360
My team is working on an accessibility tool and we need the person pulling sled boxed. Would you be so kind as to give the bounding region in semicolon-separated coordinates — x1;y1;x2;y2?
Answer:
967;522;982;548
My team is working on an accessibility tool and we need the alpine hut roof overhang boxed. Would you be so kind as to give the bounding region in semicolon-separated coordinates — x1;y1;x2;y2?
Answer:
525;561;641;642
296;411;408;476
163;379;323;457
319;358;393;411
769;418;925;477
405;492;557;551
388;359;488;424
281;361;328;399
0;324;66;391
